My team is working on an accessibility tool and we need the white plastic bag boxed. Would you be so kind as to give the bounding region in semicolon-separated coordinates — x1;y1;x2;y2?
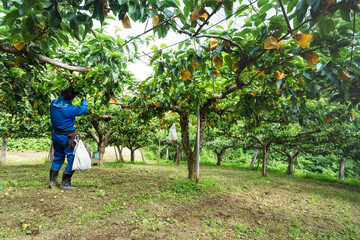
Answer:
72;139;91;171
167;124;178;143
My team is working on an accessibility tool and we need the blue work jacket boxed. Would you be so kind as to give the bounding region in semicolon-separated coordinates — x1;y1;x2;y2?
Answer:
50;96;88;132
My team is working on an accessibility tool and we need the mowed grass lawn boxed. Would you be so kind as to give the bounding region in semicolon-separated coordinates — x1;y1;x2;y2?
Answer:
0;161;359;240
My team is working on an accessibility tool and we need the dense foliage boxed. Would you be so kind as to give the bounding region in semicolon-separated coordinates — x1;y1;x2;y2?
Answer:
1;0;359;179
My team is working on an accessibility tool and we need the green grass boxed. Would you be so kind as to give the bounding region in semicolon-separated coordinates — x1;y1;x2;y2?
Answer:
0;161;359;239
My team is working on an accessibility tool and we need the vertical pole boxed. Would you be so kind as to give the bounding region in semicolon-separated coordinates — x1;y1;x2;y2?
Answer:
158;139;160;165
166;148;169;161
196;107;200;184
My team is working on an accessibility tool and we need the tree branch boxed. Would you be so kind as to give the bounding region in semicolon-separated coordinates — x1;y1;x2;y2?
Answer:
277;0;293;35
192;3;222;37
192;34;244;53
104;130;113;146
0;43;91;72
251;136;264;146
90;119;103;139
87;128;99;144
120;13;181;48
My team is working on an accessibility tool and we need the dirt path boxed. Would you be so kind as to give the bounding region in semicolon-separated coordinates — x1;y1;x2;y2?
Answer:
5;147;143;165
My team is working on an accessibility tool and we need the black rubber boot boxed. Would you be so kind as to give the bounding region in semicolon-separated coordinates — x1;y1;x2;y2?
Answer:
61;172;78;190
48;169;60;189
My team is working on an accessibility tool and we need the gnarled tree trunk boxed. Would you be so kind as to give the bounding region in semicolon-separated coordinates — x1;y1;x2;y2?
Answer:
87;125;113;167
215;148;228;166
277;150;300;175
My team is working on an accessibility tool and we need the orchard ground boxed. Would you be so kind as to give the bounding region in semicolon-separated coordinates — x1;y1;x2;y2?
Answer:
5;147;141;165
1;152;360;240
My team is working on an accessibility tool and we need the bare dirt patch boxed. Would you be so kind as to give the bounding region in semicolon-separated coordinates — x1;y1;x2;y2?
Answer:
5;147;144;165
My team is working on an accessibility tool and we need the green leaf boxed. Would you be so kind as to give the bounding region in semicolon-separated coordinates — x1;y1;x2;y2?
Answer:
21;0;38;14
160;0;178;8
287;0;298;13
340;9;351;22
66;12;77;21
223;0;233;18
306;0;321;13
259;3;273;15
70;20;80;40
4;10;20;28
296;0;308;23
158;62;164;76
257;0;268;8
26;16;34;34
92;0;105;23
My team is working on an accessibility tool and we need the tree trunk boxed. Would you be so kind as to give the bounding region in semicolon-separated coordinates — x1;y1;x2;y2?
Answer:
114;146;119;161
86;142;91;157
215;148;227;166
158;139;161;164
98;142;106;167
140;147;146;162
262;145;270;177
1;137;8;165
339;158;345;181
130;148;135;162
176;145;181;165
286;156;295;175
178;106;209;179
47;140;54;163
166;148;169;161
117;146;124;162
250;149;259;169
279;151;299;175
173;150;177;162
88;123;113;168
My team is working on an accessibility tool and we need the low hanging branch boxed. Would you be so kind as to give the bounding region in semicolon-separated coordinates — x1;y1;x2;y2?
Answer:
0;43;91;72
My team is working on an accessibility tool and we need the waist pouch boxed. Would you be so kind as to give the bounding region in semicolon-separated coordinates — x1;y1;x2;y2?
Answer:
67;133;80;150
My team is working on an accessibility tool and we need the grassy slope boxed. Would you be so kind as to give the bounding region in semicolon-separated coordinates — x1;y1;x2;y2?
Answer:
0;161;359;240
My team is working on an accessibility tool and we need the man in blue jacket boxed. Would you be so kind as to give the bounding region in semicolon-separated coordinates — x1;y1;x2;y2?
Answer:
49;87;87;190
